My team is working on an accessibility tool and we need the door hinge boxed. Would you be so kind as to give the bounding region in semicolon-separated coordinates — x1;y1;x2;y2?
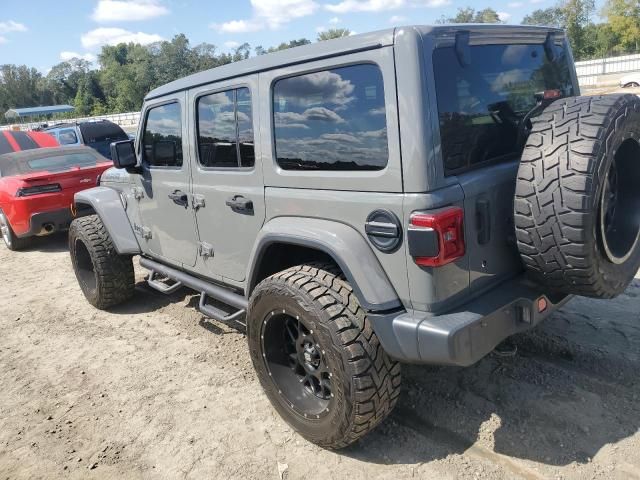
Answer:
192;194;206;210
134;223;152;240
132;187;144;200
198;242;214;258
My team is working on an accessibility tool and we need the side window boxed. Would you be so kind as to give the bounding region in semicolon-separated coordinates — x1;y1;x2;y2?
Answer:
273;64;388;171
197;87;255;168
142;102;183;168
58;129;78;145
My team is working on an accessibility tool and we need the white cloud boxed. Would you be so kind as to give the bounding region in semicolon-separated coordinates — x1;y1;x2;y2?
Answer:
497;11;511;21
216;19;264;34
326;0;403;13
60;51;98;62
224;40;241;49
417;0;451;7
329;16;341;24
531;0;545;3
0;36;6;45
91;0;169;22
325;0;446;12
81;27;163;49
389;15;407;23
0;20;27;33
507;1;524;7
316;25;327;33
215;0;318;33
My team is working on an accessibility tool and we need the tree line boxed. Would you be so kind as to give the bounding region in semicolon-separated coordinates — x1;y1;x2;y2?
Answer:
0;0;638;122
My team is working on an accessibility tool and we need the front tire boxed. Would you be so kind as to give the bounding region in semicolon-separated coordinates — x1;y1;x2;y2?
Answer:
69;215;135;309
0;210;32;251
247;263;401;449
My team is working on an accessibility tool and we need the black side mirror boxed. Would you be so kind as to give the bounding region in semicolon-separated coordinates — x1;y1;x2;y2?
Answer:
110;140;137;169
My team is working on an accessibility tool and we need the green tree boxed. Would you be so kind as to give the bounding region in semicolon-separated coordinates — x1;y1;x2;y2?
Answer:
602;0;640;52
256;38;312;55
317;28;351;41
522;7;564;27
440;7;503;23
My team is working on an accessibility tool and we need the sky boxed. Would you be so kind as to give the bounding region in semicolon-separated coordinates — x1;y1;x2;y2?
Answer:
0;0;587;72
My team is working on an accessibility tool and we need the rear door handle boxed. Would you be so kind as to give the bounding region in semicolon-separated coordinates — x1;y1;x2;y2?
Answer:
168;190;189;207
225;195;253;213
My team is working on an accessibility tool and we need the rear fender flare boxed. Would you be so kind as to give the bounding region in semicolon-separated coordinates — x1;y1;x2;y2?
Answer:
247;217;402;312
74;187;140;255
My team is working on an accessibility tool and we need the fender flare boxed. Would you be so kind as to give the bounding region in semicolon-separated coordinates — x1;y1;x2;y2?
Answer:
74;187;140;255
246;217;402;312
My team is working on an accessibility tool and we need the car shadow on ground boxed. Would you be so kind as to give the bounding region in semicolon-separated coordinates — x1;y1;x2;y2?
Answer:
9;232;69;253
344;285;640;469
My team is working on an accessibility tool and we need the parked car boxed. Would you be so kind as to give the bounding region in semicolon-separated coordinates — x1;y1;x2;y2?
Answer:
0;130;58;155
620;72;640;88
43;120;129;159
69;25;640;449
0;146;112;250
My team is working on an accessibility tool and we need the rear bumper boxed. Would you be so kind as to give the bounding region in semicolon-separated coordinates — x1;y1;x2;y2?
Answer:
17;208;73;238
369;275;571;366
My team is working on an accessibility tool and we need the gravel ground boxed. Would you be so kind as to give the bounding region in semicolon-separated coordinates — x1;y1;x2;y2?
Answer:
1;234;639;480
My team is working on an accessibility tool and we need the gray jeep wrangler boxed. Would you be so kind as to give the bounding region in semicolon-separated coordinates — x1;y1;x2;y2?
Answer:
68;25;640;449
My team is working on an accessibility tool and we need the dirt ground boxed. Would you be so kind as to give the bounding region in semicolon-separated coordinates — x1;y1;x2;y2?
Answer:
1;234;639;480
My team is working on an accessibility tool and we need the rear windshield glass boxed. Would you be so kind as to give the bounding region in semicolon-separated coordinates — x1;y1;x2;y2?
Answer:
28;153;99;172
433;43;575;175
0;152;100;177
79;122;129;159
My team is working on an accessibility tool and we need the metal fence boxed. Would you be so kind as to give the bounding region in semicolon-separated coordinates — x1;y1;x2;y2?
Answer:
576;53;640;87
0;111;140;132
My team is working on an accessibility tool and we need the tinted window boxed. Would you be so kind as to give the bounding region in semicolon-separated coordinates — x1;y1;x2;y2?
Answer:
142;103;183;167
58;129;78;145
273;64;388;171
27;152;99;172
80;121;129;159
197;87;255;168
433;44;575;175
237;88;255;168
0;152;100;177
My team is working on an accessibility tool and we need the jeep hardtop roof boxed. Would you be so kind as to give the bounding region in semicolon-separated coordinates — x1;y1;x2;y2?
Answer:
145;24;565;101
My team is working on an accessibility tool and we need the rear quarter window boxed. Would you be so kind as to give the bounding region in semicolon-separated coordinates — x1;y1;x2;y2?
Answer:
273;63;388;171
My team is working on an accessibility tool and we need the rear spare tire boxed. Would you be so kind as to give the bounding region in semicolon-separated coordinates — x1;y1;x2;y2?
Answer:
515;94;640;298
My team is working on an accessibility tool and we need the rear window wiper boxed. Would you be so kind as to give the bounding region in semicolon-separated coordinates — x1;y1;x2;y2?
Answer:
516;89;564;147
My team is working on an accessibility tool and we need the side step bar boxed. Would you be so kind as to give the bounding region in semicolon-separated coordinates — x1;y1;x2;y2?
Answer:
139;257;247;323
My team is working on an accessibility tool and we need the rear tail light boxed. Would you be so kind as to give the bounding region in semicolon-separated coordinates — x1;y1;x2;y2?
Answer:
16;184;62;197
409;207;465;267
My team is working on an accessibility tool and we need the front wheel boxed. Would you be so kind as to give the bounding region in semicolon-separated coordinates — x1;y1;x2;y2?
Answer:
69;215;135;309
247;262;401;449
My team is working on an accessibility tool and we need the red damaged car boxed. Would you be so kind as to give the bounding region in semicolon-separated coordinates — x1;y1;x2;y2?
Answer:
0;145;113;250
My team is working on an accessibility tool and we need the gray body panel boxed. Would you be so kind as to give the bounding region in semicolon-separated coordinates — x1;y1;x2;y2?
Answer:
74;187;140;255
247;216;401;311
78;24;582;365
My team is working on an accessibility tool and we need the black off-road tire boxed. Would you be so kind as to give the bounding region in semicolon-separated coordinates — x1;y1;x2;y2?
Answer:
69;214;135;309
247;262;401;449
0;210;32;251
515;95;640;298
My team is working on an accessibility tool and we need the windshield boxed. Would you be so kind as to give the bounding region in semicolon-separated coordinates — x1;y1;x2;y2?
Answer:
433;43;575;175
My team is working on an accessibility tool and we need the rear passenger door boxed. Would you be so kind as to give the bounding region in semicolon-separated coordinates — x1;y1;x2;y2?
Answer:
188;77;265;282
133;94;199;267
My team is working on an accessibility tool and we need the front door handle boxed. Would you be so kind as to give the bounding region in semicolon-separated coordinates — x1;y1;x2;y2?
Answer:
168;190;189;207
225;195;253;213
